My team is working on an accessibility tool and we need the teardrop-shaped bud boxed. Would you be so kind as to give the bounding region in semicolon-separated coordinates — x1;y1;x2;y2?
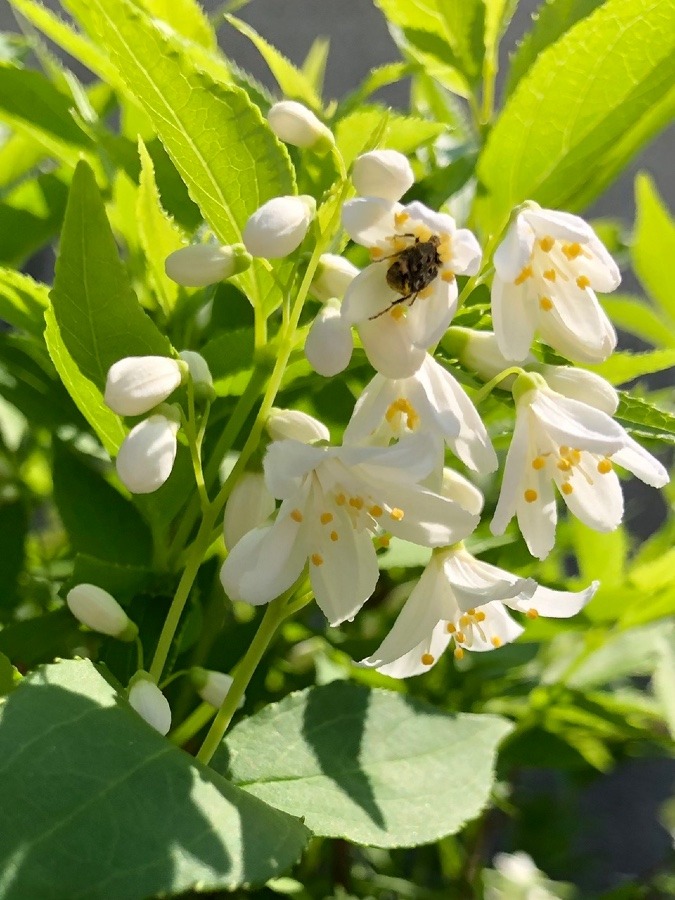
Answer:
352;150;414;201
223;471;276;549
128;673;171;735
267;101;334;152
266;408;329;444
243;195;316;259
164;243;251;287
116;413;179;494
104;356;184;417
311;253;360;302
66;583;137;640
304;300;354;377
190;667;245;709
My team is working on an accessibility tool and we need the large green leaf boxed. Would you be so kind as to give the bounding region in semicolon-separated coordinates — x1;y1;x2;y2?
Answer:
335;106;444;167
0;171;69;267
0;659;309;899
615;392;675;445
588;349;675;385
50;160;171;393
602;294;675;348
474;0;675;236
217;681;511;848
632;173;675;321
139;0;216;49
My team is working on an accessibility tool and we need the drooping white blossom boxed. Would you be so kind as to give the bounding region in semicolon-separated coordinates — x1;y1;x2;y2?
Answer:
360;543;598;678
190;667;245;709
104;355;184;417
311;253;360;302
243;195;316;259
223;471;276;549
128;674;171;735
341;198;481;377
221;433;480;626
116;413;180;494
178;350;214;395
491;373;669;559
266;407;330;443
304;299;354;376
352;150;414;202
491;204;620;364
164;243;251;287
343;353;497;474
267;101;334;151
66;583;137;641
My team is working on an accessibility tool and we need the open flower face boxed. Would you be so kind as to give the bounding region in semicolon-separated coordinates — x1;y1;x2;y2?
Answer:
220;433;480;627
341;199;482;378
343;354;497;474
492;205;620;363
359;545;598;678
491;376;669;559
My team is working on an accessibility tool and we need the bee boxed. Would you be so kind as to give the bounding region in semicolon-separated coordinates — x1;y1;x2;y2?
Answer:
371;234;442;319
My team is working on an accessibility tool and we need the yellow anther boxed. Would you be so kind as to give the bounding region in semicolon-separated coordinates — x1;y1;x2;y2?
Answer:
455;631;466;643
330;530;339;542
475;611;486;622
526;608;539;620
290;509;304;523
561;482;574;495
514;265;533;285
557;459;571;472
446;623;456;634
560;445;569;454
576;275;591;289
392;236;410;253
460;614;471;628
369;504;384;518
454;647;464;660
349;496;364;510
524;489;538;503
370;246;384;260
335;492;346;506
562;242;582;260
394;211;410;227
389;507;405;521
569;449;581;465
467;608;476;615
598;459;612;474
532;456;546;470
421;652;435;666
418;285;434;299
390;305;406;320
543;268;556;282
320;511;334;525
539;236;555;252
311;553;324;566
378;535;390;548
491;636;502;648
416;225;433;242
441;270;455;282
539;297;553;311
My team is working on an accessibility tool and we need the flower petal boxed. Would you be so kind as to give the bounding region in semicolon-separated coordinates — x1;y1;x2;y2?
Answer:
507;581;598;617
305;303;354;376
540;366;619;415
448;228;482;275
494;216;535;281
555;461;623;531
403;201;456;237
379;481;480;547
407;277;457;348
515;466;557;560
491;276;537;362
342;197;399;246
342;373;396;444
612;437;669;488
342;262;401;323
522;207;594;243
442;548;534;610
537;305;617;364
491;411;530;536
264;440;328;498
357;313;426;378
530;389;626;454
461;601;525;651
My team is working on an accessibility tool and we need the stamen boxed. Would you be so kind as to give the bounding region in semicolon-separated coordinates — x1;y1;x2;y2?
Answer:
441;271;455;282
459;614;471;628
576;275;591;290
455;631;466;643
514;265;533;285
539;297;553;311
561;482;573;495
377;534;390;549
349;496;364;510
597;459;612;474
562;242;582;260
539;236;554;252
475;611;486;622
389;507;405;521
557;459;571;472
392;236;409;253
370;246;384;260
330;530;339;542
467;608;476;615
570;449;581;465
320;512;333;524
446;623;456;633
421;652;434;666
390;305;406;321
394;211;409;227
524;489;538;503
369;504;384;517
532;456;546;470
335;492;346;506
311;553;324;566
454;647;464;660
416;224;433;242
543;269;556;282
526;608;539;619
491;637;502;648
290;509;303;523
417;285;434;299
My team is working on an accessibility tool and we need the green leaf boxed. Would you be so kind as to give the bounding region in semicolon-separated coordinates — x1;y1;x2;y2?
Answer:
653;633;675;738
52;441;152;567
301;37;330;96
218;681;511;848
0;498;27;615
50;160;171;393
633;172;675;320
0;171;69;268
567;622;673;689
602;294;675;348
136;138;184;316
0;659;309;898
0;268;48;338
0;651;20;695
200;328;254;388
139;0;216;49
474;0;675;236
225;15;322;109
336;106;444;167
70;553;152;600
614;392;675;445
588;349;675;385
505;0;606;97
0;608;82;669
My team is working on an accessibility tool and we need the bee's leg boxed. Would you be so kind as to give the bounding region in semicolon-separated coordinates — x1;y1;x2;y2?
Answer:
368;291;416;320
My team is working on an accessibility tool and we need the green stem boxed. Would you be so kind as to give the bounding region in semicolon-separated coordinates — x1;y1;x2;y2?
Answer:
473;366;525;405
196;595;288;764
184;380;210;512
169;700;215;746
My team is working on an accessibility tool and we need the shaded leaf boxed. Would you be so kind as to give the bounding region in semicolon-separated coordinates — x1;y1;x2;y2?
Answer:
633;172;675;320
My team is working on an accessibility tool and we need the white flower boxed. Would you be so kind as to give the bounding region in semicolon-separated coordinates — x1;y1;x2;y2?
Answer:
164;243;251;286
352;150;414;202
359;544;598;678
178;350;213;390
189;666;246;709
304;299;354;376
223;471;276;549
341;198;482;377
66;583;137;640
343;354;497;474
311;253;360;302
104;356;184;417
267;100;333;151
116;413;179;494
440;467;484;516
492;204;620;363
491;373;669;559
243;195;316;259
538;364;618;415
266;408;330;443
445;327;535;383
221;433;480;626
128;674;171;735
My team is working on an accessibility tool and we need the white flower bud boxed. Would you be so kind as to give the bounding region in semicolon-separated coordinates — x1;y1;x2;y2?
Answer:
116;414;179;494
266;408;330;444
539;365;619;415
190;667;245;709
445;328;534;384
104;356;184;417
243;195;316;259
178;350;213;389
305;300;354;377
66;583;137;640
128;674;171;735
441;468;484;516
311;253;360;302
267;101;334;152
352;150;414;201
164;243;251;287
223;471;276;549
